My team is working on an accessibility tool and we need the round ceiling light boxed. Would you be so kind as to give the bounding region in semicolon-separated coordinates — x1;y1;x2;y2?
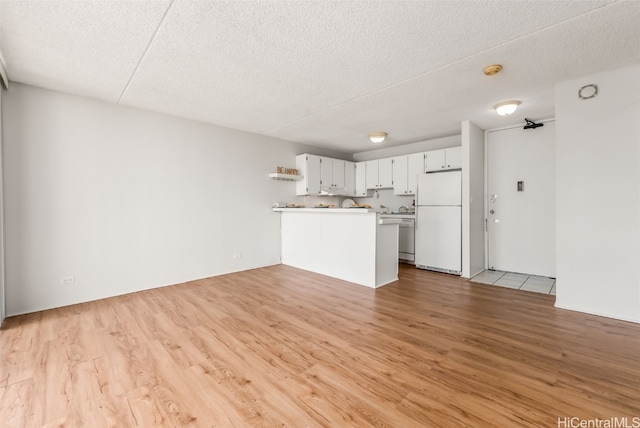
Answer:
494;100;521;116
483;64;502;76
369;132;388;144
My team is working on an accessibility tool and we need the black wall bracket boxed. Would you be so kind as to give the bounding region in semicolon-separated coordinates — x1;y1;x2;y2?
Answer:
524;118;544;130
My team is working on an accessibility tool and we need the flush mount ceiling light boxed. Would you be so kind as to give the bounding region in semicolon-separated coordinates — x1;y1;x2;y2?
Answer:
494;100;521;116
483;64;502;76
369;132;387;144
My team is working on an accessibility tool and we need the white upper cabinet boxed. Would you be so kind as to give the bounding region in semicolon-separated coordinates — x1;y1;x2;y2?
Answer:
392;156;409;195
355;162;368;196
296;154;322;195
445;146;462;169
407;152;425;193
332;159;346;188
345;161;356;196
365;158;393;189
365;160;378;189
296;147;461;196
320;157;346;188
393;153;425;195
424;146;462;172
424;149;446;172
296;154;353;195
379;158;393;188
320;156;333;187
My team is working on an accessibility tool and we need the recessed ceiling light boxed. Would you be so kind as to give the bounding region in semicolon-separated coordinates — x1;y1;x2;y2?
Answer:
483;64;502;76
369;132;387;144
494;100;521;116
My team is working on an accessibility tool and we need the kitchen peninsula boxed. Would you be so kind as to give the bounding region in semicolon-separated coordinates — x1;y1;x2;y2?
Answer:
273;208;400;288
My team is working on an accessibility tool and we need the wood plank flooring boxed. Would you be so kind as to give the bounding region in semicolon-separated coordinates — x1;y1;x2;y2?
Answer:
1;264;639;427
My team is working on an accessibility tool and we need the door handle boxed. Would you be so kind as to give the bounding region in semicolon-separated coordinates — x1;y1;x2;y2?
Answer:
490;210;495;214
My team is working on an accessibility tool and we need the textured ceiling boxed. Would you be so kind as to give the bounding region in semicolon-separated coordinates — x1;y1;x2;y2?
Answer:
1;0;639;153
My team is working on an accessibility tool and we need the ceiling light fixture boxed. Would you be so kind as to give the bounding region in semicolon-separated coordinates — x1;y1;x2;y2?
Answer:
494;100;521;116
483;64;502;76
369;132;387;144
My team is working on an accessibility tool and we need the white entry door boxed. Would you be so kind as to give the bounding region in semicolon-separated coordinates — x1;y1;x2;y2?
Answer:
487;122;556;277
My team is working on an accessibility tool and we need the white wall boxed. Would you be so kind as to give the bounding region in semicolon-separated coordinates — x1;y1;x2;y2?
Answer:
352;135;461;162
0;86;5;323
2;84;346;316
555;64;640;323
461;121;485;278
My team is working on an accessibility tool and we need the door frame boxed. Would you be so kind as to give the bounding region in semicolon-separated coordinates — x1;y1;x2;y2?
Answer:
483;118;556;272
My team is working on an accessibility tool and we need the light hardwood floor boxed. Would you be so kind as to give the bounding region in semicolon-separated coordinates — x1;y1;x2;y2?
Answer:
1;264;639;427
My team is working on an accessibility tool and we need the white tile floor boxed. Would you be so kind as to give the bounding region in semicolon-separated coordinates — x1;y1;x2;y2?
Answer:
471;270;556;295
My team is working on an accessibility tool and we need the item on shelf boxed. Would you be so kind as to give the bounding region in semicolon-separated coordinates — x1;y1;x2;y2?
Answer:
276;166;299;175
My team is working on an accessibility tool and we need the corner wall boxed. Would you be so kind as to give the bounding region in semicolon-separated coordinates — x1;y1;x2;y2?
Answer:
461;121;485;278
2;84;337;316
555;64;640;323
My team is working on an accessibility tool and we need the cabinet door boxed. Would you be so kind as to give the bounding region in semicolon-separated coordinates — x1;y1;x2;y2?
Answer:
378;158;393;188
406;152;425;194
305;154;322;194
333;159;345;187
424;149;446;172
296;154;307;195
444;146;462;170
365;160;379;189
392;156;408;195
344;161;356;196
355;162;368;196
296;154;322;195
320;157;333;186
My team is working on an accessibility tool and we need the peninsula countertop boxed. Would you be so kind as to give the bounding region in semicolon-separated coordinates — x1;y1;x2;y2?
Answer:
272;207;378;213
272;207;403;224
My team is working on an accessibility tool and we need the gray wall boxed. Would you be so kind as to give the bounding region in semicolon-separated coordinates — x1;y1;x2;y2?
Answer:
2;84;344;316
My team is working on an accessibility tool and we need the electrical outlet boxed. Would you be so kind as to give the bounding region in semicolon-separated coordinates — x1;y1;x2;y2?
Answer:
232;253;242;260
60;275;75;285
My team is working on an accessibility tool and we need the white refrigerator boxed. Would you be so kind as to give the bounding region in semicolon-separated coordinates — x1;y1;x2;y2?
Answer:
415;170;462;275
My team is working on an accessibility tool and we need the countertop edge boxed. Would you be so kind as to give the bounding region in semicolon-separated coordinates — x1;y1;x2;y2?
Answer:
273;208;378;213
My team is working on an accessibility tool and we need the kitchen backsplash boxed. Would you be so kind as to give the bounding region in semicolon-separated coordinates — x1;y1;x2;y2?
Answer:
354;188;415;212
304;195;342;207
277;189;413;212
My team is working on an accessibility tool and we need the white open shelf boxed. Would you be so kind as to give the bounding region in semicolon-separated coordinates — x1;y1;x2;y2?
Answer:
269;173;303;181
